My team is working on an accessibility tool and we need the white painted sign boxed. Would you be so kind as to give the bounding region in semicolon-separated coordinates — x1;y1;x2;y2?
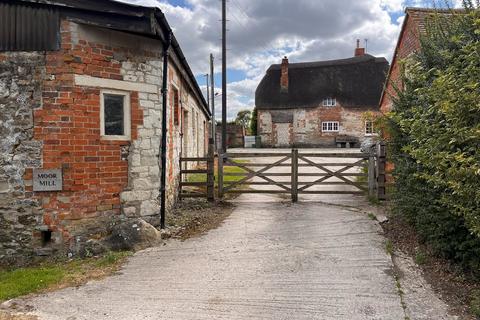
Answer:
33;169;63;192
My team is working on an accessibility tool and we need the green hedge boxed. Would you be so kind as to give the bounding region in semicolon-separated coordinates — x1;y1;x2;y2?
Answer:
386;5;480;274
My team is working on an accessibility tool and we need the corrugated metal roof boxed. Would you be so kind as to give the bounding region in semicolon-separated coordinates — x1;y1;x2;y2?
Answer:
0;2;59;51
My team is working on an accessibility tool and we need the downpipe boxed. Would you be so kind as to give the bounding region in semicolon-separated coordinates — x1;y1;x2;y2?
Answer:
160;31;172;229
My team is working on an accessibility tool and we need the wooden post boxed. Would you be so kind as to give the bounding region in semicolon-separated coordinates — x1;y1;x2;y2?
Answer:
218;153;224;199
368;153;376;198
376;142;387;200
179;157;183;201
291;149;298;203
206;144;215;202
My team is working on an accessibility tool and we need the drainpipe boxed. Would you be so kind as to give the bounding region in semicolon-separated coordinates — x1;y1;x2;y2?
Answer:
160;31;172;229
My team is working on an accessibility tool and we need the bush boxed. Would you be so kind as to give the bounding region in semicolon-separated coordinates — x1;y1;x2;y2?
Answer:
385;6;480;274
471;290;480;318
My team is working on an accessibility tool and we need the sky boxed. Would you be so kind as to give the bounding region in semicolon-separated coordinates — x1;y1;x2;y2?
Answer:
117;0;462;120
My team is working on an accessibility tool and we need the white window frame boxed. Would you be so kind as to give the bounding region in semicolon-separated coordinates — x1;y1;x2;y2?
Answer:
323;97;336;107
322;121;339;132
365;120;376;137
100;89;131;140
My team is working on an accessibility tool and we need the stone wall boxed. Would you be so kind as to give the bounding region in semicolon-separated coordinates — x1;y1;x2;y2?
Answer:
165;64;208;207
258;106;376;148
0;52;45;264
0;20;209;263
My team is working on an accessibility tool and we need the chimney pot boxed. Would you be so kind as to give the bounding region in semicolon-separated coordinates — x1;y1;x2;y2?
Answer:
280;57;289;93
354;39;365;57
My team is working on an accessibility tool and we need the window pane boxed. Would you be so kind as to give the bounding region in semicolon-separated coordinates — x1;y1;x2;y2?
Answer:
104;94;124;136
366;121;373;134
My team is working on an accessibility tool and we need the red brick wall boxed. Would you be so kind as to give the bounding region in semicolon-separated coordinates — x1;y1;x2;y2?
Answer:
26;20;146;248
380;13;421;113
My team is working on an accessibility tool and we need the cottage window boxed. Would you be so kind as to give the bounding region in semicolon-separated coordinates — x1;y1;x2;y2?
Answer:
322;121;339;132
323;98;336;107
101;90;131;140
365;120;375;136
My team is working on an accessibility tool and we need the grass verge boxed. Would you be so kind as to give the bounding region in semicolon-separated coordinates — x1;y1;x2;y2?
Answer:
187;160;248;186
0;251;131;302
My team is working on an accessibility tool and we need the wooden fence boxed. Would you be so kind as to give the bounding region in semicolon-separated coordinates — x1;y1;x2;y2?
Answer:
179;143;387;202
179;144;215;201
218;143;386;202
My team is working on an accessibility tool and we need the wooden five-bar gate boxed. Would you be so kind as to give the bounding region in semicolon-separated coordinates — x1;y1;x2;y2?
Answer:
218;144;386;202
179;143;386;202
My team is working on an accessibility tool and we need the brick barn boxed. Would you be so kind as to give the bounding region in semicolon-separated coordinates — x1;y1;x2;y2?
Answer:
0;0;210;262
255;43;389;148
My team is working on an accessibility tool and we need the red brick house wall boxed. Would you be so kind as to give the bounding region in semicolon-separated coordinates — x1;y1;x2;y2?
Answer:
380;9;429;113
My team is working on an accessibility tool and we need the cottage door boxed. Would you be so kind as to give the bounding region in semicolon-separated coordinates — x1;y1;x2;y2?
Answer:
276;123;290;147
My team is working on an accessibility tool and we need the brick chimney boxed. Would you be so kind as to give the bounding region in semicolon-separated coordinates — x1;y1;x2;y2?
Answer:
280;56;289;93
354;39;365;57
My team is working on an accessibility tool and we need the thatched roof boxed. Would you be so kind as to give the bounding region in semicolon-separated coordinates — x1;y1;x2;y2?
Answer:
255;54;389;110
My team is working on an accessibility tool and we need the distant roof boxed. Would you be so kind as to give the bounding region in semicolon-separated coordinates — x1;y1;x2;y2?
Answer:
255;54;389;110
3;0;210;117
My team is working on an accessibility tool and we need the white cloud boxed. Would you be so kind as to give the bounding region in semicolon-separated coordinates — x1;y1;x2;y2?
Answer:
381;0;406;12
118;0;407;119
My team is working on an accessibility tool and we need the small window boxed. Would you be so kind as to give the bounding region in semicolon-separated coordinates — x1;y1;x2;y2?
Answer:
101;90;131;140
323;97;336;107
322;121;339;132
365;120;375;136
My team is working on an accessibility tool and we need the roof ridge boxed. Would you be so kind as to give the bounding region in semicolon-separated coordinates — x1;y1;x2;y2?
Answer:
405;7;465;13
268;54;386;71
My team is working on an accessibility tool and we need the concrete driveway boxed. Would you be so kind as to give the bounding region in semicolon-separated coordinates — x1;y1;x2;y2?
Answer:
12;149;450;319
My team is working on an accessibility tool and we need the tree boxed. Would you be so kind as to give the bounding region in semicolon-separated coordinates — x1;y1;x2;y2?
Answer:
234;109;252;130
250;108;258;136
385;5;480;272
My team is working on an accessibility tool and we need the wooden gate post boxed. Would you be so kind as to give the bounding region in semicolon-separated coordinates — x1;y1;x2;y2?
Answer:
368;152;376;198
206;143;215;202
218;153;224;199
291;149;298;203
376;142;387;200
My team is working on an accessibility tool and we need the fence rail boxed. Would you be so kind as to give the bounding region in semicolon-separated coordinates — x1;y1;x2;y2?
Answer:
179;144;215;201
218;144;386;202
179;143;387;202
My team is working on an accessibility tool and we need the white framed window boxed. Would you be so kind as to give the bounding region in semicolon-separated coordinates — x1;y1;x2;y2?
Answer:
323;97;336;107
365;120;375;136
100;89;131;140
322;121;339;132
